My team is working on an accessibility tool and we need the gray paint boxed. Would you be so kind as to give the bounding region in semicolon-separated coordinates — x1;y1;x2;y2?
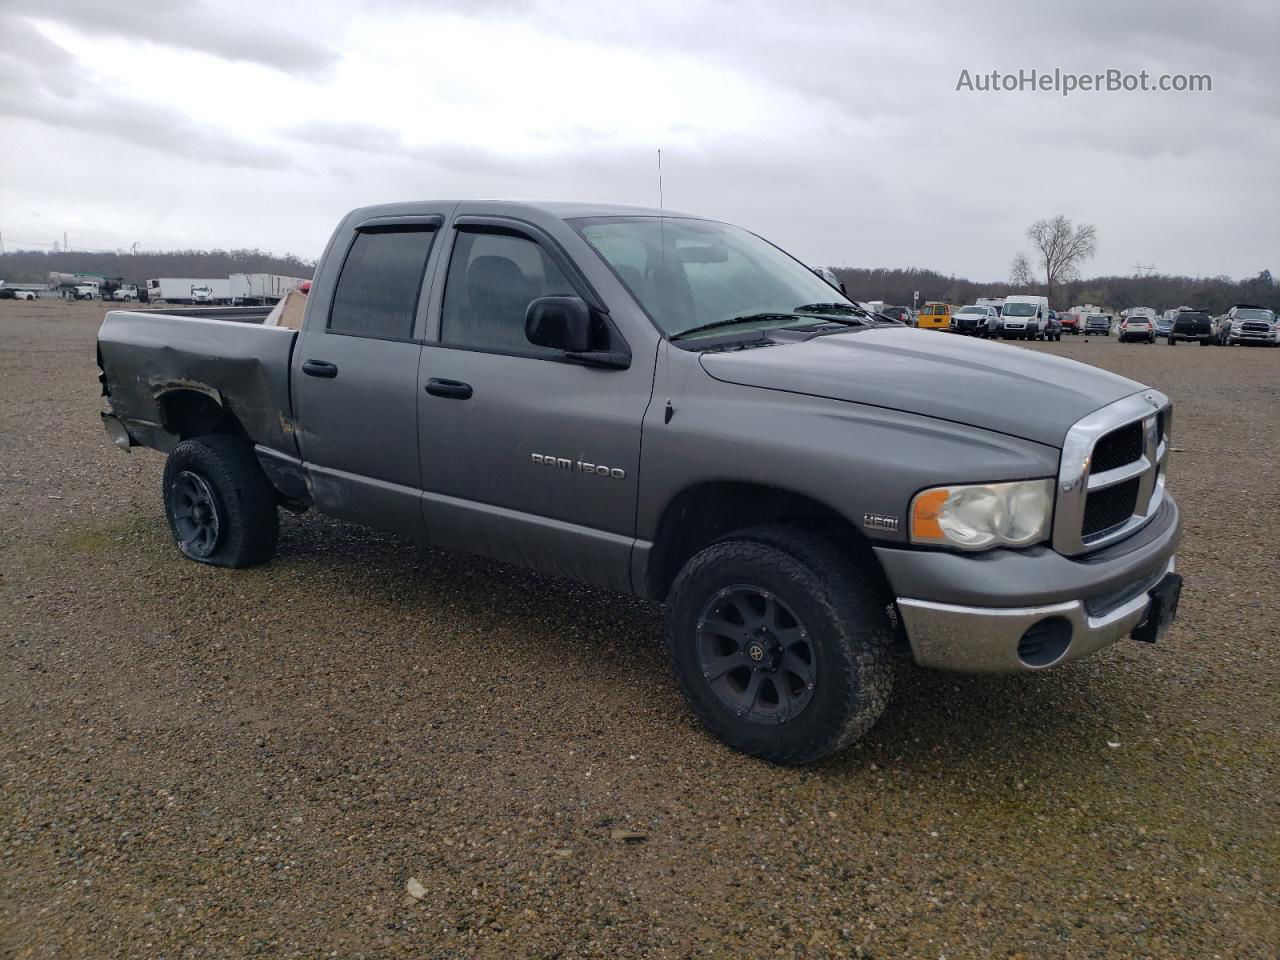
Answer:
97;200;1181;672
700;327;1144;448
97;309;299;455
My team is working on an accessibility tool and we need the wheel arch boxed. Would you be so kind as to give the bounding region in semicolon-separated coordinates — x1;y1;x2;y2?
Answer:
643;480;888;603
155;386;249;442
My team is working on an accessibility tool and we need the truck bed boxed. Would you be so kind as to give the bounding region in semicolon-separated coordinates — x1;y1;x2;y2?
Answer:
98;308;299;455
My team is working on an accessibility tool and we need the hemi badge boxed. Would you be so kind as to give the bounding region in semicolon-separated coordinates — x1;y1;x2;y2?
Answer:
863;513;900;532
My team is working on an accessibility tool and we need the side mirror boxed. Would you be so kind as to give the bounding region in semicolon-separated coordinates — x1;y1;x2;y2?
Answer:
839;281;848;295
526;295;593;353
525;295;631;369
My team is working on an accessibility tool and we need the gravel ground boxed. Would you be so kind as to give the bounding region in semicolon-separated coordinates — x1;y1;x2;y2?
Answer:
1;299;1276;959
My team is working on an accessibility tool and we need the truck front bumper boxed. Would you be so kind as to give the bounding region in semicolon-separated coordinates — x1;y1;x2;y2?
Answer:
874;497;1181;673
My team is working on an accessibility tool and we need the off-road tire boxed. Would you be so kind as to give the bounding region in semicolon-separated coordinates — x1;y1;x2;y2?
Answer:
665;526;893;765
162;435;279;568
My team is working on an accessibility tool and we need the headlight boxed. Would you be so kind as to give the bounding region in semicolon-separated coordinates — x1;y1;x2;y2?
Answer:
910;479;1054;550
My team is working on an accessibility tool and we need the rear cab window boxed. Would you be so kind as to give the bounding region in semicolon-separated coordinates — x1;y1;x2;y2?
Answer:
329;226;437;340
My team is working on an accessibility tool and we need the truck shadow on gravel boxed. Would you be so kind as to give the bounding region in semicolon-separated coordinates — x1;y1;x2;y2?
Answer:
274;513;1160;777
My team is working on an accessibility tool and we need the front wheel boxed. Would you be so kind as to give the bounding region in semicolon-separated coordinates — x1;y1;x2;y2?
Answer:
665;528;893;765
162;435;279;567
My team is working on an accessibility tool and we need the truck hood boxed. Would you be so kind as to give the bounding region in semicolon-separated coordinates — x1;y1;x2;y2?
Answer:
698;327;1145;447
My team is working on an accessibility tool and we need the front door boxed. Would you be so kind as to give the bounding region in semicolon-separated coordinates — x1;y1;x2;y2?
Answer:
416;221;653;591
291;219;441;537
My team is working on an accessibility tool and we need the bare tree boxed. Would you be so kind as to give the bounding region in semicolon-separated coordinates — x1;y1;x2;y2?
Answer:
1009;252;1035;287
1026;216;1097;302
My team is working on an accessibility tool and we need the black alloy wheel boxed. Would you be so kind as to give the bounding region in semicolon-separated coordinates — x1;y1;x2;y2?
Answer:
695;585;817;725
168;470;223;559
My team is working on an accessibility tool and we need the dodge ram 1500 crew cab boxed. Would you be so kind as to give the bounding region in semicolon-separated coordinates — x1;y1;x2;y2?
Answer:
97;200;1183;764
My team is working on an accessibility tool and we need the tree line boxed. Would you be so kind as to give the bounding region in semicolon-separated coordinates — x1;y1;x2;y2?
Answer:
0;248;316;284
3;244;1275;317
830;265;1278;316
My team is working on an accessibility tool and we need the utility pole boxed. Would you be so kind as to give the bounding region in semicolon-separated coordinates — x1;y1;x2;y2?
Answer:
1133;262;1156;277
64;232;69;253
0;231;5;256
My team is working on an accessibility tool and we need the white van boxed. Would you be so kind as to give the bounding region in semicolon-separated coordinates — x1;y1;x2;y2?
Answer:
996;295;1049;340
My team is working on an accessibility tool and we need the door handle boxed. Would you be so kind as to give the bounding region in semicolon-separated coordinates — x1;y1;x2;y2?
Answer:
425;378;473;400
302;359;338;379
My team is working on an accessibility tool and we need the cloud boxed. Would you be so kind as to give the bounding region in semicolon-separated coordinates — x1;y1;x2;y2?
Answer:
0;20;291;170
9;0;340;77
2;0;1275;279
284;120;407;154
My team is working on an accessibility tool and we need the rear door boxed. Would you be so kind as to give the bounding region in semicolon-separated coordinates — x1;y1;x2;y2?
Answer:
415;216;653;591
291;214;444;536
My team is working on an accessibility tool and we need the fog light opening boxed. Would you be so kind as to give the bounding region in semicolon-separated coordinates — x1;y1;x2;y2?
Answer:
1017;617;1072;668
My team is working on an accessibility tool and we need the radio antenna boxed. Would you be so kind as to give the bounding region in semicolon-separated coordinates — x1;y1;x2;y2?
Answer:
657;148;664;210
658;149;669;268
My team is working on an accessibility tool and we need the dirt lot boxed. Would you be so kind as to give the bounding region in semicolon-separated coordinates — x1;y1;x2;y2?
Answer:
1;298;1276;959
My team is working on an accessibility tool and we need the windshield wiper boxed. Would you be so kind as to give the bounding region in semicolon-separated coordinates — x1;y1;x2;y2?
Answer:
670;313;806;341
793;302;886;324
794;302;862;315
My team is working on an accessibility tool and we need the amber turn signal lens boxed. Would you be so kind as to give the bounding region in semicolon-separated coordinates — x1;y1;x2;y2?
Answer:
910;488;951;542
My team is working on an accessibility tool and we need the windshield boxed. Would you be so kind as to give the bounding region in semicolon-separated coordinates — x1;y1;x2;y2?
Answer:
1236;308;1273;321
1003;303;1036;317
956;307;984;315
574;217;854;338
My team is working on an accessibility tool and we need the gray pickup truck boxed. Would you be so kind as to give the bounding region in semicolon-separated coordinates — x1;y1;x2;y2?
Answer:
97;200;1183;764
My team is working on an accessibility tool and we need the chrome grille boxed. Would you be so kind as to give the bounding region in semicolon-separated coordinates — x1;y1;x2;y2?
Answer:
1091;422;1144;473
1053;390;1171;556
1082;477;1140;537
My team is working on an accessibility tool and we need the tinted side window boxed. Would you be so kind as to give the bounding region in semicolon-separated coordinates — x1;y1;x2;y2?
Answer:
440;230;575;356
329;227;435;339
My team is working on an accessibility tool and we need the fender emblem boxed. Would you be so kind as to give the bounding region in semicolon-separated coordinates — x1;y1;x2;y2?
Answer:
863;513;900;532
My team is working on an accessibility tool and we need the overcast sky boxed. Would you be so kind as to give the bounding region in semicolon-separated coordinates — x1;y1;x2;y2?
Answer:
1;0;1276;280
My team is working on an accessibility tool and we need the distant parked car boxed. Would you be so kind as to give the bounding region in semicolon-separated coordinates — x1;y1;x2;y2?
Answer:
1118;314;1156;343
1084;314;1112;336
879;305;914;325
915;301;951;330
950;304;998;336
1154;314;1172;337
1221;304;1278;347
14;289;36;301
998;295;1049;340
1167;309;1215;346
1044;310;1063;341
1060;310;1081;335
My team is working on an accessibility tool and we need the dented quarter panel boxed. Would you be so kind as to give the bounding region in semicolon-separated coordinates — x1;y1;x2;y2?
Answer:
98;309;301;457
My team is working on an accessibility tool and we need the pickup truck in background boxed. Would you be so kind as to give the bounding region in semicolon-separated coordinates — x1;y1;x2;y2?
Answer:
1167;309;1215;345
1220;304;1278;346
97;200;1184;764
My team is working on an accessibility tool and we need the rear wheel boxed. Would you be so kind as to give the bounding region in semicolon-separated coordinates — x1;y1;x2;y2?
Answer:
162;435;279;567
665;527;893;765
